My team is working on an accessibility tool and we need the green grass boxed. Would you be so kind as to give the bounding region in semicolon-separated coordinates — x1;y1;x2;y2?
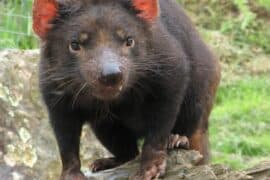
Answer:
0;0;37;49
258;0;270;11
210;76;270;169
180;0;270;54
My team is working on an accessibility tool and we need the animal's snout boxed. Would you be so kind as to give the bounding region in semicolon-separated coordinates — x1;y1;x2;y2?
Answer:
99;63;123;87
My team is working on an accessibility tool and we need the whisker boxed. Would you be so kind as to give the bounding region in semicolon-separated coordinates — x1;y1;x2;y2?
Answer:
51;94;65;109
72;83;87;109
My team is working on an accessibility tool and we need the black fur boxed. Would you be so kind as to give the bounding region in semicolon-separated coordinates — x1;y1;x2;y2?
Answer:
38;0;220;178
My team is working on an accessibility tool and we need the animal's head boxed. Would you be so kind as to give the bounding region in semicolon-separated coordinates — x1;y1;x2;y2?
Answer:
33;0;160;101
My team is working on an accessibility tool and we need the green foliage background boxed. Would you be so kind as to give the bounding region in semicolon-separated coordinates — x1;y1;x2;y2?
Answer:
0;0;37;49
0;0;270;169
179;0;270;169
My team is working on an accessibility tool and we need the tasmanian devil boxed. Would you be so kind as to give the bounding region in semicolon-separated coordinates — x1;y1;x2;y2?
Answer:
32;0;221;179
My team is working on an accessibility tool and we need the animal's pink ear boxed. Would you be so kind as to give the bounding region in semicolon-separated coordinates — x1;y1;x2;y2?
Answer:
32;0;59;39
132;0;159;22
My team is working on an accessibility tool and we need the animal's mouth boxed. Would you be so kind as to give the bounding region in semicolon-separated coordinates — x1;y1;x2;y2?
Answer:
92;83;124;101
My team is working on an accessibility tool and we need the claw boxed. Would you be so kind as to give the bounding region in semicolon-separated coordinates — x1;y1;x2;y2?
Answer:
167;134;190;150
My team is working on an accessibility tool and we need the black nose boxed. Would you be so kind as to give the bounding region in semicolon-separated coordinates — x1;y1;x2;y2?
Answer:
99;63;123;87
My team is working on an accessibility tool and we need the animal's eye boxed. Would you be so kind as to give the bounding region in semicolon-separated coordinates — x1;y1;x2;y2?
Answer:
69;41;81;52
126;37;135;47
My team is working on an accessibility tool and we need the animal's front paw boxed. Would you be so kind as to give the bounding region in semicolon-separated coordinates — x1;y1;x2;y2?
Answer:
167;134;190;150
60;170;86;180
130;153;166;180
